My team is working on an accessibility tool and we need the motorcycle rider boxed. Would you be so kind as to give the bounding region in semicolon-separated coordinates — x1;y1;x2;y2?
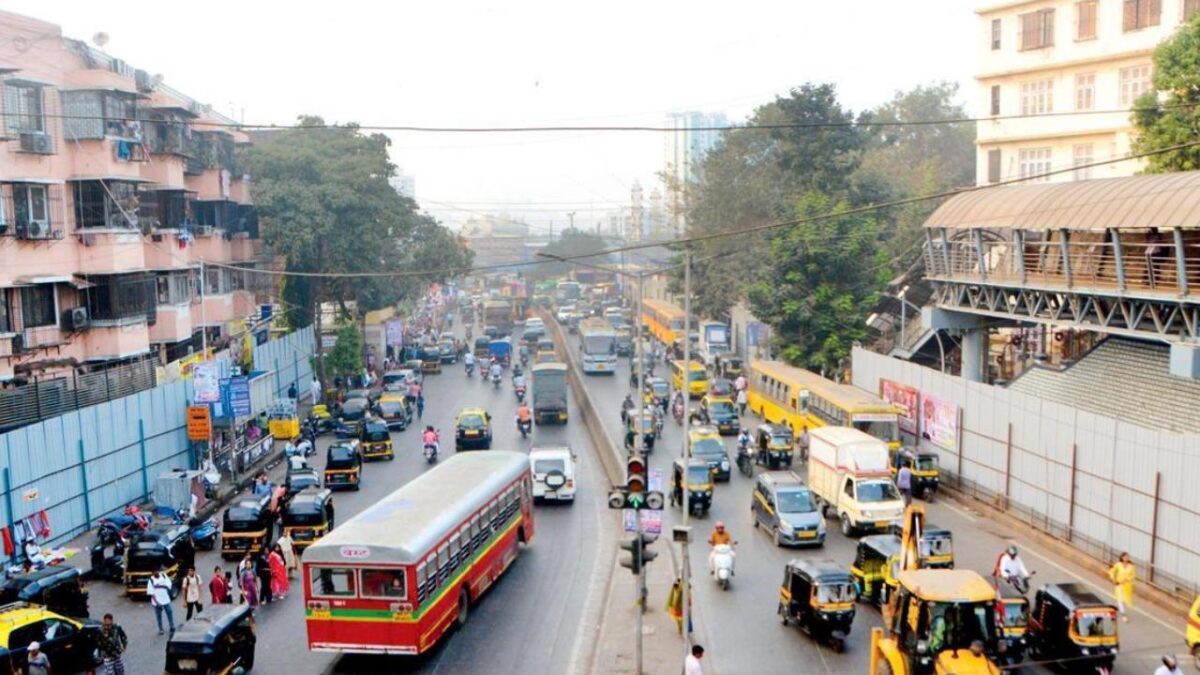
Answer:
672;390;685;423
707;521;735;576
464;352;476;374
515;402;533;437
489;361;503;385
994;546;1032;592
422;425;440;460
736;428;753;465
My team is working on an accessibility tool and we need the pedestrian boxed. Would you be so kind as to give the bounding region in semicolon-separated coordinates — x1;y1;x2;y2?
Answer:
181;566;204;620
256;551;274;604
146;566;176;636
416;394;425;419
287;381;298;400
735;388;748;417
897;464;913;507
685;644;705;675
269;544;290;600
209;565;229;605
734;373;747;393
239;563;258;609
224;571;235;603
1155;655;1184;675
97;612;128;675
799;426;810;461
25;641;50;675
1107;552;1136;622
310;376;321;404
252;474;272;496
276;532;298;578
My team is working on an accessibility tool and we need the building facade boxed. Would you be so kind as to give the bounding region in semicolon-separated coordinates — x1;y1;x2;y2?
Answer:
0;11;266;385
976;0;1200;185
663;111;727;233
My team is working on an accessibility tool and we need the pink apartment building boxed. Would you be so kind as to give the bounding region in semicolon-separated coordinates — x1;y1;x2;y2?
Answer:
0;10;268;387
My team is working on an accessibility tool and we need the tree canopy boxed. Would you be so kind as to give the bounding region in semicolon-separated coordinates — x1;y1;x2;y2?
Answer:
1132;16;1200;171
535;227;612;278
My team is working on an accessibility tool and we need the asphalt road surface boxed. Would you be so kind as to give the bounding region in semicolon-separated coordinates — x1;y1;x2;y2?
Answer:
583;352;1185;675
81;323;616;675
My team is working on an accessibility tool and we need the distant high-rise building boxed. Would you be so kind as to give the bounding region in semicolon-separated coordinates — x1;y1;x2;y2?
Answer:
629;181;645;242
663;111;728;233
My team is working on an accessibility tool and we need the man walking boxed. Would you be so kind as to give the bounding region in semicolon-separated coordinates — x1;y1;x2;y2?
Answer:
897;463;913;506
26;641;50;675
181;566;203;620
97;613;129;675
146;567;176;635
685;644;705;675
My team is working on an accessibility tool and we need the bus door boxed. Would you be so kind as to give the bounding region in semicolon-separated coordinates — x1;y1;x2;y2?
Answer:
520;477;534;543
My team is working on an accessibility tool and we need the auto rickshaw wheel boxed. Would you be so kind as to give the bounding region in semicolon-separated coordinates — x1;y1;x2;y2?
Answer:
831;635;845;653
778;604;788;625
455;588;470;627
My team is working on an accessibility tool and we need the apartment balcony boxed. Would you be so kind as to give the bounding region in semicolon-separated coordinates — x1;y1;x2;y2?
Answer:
229;177;252;205
80;320;151;362
139;153;186;190
68;138;150;182
229;234;261;262
194;294;234;327
148;304;193;344
232;290;257;317
976;111;1128;146
76;230;147;275
142;230;194;270
184;168;226;201
191;229;233;263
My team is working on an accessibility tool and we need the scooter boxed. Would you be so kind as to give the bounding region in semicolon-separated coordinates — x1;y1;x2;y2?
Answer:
517;419;532;439
711;543;736;591
188;516;219;551
88;538;126;582
492;372;502;389
465;361;475;377
423;442;439;464
515;385;527;404
673;401;685;426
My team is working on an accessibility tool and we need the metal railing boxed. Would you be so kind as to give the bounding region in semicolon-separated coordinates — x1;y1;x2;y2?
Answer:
0;357;157;432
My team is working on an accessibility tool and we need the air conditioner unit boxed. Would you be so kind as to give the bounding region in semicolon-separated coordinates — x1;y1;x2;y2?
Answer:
18;132;53;154
63;307;89;332
194;225;213;237
9;333;24;354
16;220;50;240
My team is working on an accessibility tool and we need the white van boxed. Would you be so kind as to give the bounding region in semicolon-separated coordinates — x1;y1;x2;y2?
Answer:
529;446;576;503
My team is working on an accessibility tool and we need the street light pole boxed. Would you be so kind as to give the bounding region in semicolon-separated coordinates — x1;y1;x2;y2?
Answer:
680;247;692;655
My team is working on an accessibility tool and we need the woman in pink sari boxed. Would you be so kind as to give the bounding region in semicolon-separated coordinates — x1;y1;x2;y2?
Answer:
269;544;290;600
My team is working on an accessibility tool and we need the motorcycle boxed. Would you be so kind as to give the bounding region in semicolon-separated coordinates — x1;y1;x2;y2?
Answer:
97;509;150;546
515;385;527;404
188;516;219;551
492;372;502;389
711;543;736;591
88;538;126;582
736;438;754;478
1002;570;1035;595
423;442;439;464
465;361;475;377
673;401;685;426
517;419;532;439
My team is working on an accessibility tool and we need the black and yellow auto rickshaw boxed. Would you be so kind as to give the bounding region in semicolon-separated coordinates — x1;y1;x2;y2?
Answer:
474;337;491;359
778;558;856;652
0;566;90;618
358;417;394;461
719;356;744;379
281;487;334;552
849;534;901;608
996;578;1031;666
164;603;257;674
919;525;954;569
624;412;658;453
419;347;442;374
221;493;276;560
324;440;363;491
1027;583;1119;672
891;447;940;500
669;458;712;517
755;423;795;469
124;524;195;599
284;467;321;499
536;338;555;358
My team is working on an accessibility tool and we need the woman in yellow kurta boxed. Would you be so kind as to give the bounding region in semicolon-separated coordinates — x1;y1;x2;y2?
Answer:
1107;552;1135;622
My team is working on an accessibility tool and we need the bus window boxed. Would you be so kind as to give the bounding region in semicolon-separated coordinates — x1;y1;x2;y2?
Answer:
437;545;450;584
362;569;407;600
459;526;472;558
470;515;482;545
312;567;356;598
449;533;462;569
416;563;428;604
489;501;500;530
799;390;810;413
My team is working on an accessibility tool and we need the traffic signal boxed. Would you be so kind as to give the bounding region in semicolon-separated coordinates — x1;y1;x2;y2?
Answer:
626;454;647;495
619;533;658;574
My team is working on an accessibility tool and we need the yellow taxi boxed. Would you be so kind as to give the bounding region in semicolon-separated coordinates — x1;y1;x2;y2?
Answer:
358;417;394;461
376;394;412;431
688;425;731;481
0;602;103;672
699;394;739;435
455;407;493;450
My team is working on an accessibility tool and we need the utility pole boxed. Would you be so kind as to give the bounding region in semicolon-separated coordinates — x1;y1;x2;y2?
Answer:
199;261;208;354
567;211;576;231
680;247;692;655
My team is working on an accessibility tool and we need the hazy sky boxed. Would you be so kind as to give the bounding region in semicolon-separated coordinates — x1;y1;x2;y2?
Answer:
10;0;975;231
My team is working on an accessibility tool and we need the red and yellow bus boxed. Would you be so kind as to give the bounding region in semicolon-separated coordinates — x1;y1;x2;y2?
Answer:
302;451;534;655
641;298;686;345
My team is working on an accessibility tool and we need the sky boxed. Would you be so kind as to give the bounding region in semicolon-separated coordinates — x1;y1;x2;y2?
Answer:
9;0;976;232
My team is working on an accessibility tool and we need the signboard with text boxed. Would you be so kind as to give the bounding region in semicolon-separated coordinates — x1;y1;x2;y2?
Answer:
920;393;958;451
229;375;252;417
386;319;404;348
192;362;220;403
187;405;212;440
623;509;663;535
880;379;920;436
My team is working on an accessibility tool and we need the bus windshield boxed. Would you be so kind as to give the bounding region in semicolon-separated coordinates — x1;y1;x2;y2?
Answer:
852;418;900;443
584;336;615;355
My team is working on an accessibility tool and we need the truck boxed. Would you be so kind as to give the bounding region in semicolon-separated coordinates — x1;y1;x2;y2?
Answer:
579;317;617;375
806;427;905;537
697;320;731;369
531;362;569;424
483;299;514;336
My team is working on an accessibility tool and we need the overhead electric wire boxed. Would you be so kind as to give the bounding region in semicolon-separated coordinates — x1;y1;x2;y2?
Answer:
198;136;1200;281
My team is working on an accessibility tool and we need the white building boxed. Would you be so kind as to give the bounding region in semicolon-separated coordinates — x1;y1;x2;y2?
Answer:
976;0;1199;186
663;111;727;232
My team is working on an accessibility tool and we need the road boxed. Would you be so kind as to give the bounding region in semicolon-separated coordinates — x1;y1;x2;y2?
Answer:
580;349;1185;675
82;321;617;675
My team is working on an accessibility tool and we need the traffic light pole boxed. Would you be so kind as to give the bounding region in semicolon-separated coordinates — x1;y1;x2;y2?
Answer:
634;272;646;674
680;248;692;656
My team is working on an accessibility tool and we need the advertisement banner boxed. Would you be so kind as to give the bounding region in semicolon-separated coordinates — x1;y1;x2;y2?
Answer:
623;509;663;535
747;322;768;347
386;319;405;348
229;375;252;417
920;393;958;452
880;379;920;436
192;362;220;403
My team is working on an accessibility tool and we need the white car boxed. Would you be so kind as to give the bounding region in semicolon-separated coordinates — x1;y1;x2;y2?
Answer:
525;317;545;331
529;446;576;503
555;305;576;323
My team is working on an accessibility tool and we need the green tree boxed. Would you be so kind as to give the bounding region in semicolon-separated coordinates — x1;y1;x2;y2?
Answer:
1132;16;1200;171
537;227;612;277
746;193;887;373
324;322;363;380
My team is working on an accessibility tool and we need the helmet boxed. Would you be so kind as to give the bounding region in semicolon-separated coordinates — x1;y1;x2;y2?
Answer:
1006;546;1018;557
715;521;725;530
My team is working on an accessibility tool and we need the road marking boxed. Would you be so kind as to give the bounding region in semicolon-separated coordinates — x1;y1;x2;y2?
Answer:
937;498;978;523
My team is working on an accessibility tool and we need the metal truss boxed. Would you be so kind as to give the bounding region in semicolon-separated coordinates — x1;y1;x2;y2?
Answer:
934;281;1200;342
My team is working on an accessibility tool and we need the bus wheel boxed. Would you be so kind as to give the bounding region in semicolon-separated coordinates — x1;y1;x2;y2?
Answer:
455;588;471;627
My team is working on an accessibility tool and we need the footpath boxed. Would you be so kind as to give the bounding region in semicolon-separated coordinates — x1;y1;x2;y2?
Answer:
547;315;710;675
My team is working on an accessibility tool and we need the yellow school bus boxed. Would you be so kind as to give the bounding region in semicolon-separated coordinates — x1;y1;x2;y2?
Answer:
746;360;900;449
641;298;686;345
670;359;709;399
